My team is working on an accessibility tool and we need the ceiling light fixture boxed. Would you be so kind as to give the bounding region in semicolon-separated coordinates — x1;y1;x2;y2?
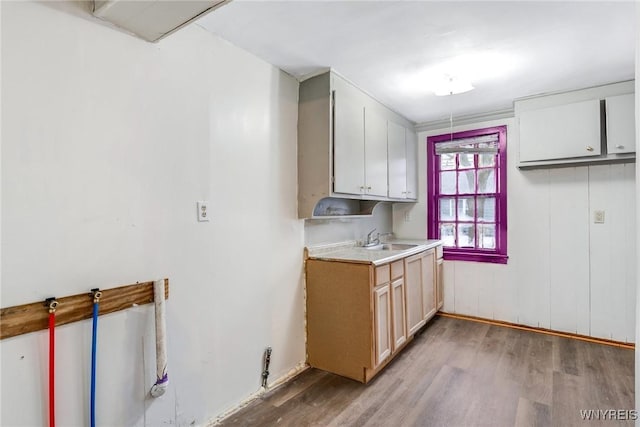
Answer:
433;75;474;96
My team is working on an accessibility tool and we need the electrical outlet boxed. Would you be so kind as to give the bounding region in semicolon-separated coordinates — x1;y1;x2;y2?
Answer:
197;201;210;222
404;211;412;222
594;210;605;224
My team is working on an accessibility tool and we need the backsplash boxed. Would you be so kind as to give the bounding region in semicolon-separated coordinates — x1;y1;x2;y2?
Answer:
304;203;393;246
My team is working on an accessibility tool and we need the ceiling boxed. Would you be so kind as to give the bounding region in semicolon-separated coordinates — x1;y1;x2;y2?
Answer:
196;1;635;125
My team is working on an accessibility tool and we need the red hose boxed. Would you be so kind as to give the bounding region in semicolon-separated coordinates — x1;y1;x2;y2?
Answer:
49;311;55;427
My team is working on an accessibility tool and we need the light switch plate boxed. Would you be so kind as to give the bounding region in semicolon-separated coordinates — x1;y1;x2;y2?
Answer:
594;210;605;224
197;201;210;222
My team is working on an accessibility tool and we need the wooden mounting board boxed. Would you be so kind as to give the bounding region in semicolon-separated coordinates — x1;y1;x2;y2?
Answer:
0;279;169;340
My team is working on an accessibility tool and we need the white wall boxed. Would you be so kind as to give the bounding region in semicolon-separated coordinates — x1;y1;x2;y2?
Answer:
1;2;305;425
394;115;636;343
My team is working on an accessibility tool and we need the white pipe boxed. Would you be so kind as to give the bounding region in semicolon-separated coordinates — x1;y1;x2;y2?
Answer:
150;279;168;398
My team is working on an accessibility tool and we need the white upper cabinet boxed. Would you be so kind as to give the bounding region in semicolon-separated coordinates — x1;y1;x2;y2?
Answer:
387;121;407;198
405;128;418;200
515;81;635;169
334;82;366;195
333;74;389;197
387;122;418;200
606;94;635;155
364;108;389;197
519;99;601;162
297;70;417;217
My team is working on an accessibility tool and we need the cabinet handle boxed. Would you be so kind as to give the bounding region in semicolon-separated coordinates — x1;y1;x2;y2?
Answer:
616;145;625;149
586;146;594;152
407;191;412;194
367;186;372;190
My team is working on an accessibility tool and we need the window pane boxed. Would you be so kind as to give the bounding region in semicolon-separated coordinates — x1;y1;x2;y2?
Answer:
439;223;456;247
477;197;496;222
458;153;475;169
479;153;496;167
440;153;456;170
458;170;475;194
478;169;496;193
440;171;456;194
457;224;475;248
457;197;475;221
478;224;496;249
439;198;455;221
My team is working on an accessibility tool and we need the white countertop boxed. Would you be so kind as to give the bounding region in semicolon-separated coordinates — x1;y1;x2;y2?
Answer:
306;239;442;266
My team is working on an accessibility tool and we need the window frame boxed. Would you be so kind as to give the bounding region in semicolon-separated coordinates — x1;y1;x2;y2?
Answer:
427;125;508;264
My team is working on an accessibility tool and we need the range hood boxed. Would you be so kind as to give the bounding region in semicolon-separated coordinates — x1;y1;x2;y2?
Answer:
93;0;230;42
308;197;387;219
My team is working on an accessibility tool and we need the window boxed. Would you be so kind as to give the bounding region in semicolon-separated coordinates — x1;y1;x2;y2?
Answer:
427;126;507;264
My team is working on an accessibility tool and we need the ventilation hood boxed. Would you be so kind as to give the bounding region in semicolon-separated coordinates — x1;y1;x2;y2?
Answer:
93;0;231;42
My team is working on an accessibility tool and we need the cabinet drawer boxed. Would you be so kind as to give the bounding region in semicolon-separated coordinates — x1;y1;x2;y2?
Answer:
391;260;404;280
375;264;390;286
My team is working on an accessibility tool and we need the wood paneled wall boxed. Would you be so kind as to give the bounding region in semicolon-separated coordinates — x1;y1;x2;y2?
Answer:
443;163;636;343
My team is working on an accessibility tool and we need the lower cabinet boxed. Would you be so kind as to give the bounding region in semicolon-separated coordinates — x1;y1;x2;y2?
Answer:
391;277;407;352
404;249;437;336
436;258;444;310
373;283;392;366
306;248;439;383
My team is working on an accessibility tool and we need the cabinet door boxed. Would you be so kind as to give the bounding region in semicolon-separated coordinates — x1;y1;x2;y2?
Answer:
405;128;418;200
333;87;365;195
374;284;392;366
404;253;425;336
364;108;388;197
519;99;601;162
422;250;436;321
436;258;444;310
391;278;407;351
606;94;635;154
387;121;407;198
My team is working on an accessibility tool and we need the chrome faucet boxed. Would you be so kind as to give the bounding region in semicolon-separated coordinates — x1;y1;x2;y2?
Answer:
365;228;380;246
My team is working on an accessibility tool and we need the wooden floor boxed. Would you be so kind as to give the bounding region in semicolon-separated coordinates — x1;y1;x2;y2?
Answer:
218;316;634;427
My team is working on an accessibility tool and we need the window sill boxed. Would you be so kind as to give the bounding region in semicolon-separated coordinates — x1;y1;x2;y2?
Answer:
443;250;508;264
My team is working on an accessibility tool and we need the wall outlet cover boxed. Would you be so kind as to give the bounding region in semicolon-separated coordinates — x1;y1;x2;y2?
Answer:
593;210;605;224
197;201;210;222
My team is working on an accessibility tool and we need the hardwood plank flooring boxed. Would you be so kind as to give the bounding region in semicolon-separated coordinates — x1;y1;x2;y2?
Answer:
217;316;634;427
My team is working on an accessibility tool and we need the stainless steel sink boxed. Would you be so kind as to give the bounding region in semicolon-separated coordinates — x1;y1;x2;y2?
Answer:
363;243;418;251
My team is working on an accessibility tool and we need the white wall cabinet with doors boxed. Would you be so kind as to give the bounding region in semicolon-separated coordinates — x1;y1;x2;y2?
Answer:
605;93;635;155
333;75;387;197
388;120;418;200
297;70;418;217
519;99;602;162
516;81;635;168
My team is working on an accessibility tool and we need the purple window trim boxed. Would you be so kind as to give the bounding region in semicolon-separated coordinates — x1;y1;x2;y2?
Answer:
427;125;508;264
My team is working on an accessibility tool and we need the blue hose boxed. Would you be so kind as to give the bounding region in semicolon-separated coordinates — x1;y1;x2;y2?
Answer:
90;301;98;427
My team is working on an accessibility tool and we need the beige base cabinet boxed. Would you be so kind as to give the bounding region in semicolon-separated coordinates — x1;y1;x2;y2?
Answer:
436;258;444;310
421;250;437;321
306;250;438;383
404;249;437;335
404;253;426;336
